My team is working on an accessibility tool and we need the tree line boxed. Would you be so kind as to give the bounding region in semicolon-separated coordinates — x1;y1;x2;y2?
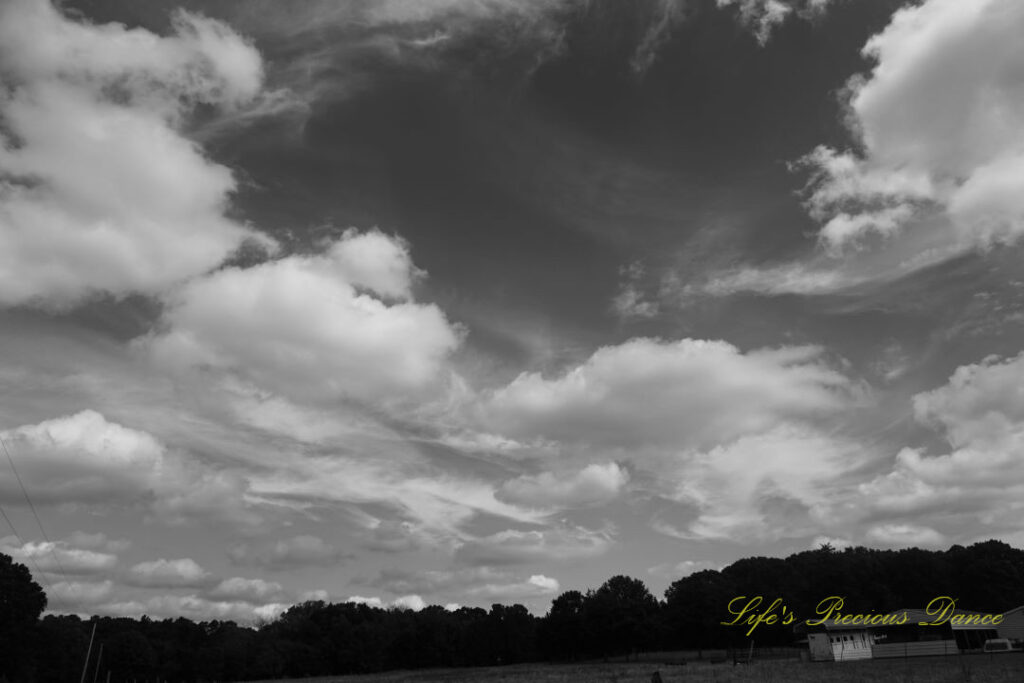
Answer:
2;539;1023;681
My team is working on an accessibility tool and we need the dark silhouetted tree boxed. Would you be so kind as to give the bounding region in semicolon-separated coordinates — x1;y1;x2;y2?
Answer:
0;552;47;680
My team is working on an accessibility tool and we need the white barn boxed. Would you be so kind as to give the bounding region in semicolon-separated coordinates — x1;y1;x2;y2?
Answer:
799;607;998;661
806;627;873;662
997;605;1024;644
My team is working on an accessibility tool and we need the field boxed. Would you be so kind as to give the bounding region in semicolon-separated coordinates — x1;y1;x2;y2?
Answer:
254;653;1024;683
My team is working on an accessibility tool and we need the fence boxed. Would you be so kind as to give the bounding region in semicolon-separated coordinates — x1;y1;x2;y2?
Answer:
871;639;959;658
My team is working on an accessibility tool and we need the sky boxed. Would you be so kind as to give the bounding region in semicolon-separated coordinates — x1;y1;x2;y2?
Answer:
2;0;1024;622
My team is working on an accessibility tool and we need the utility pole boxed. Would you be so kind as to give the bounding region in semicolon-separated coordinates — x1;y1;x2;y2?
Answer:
92;643;104;683
80;621;97;683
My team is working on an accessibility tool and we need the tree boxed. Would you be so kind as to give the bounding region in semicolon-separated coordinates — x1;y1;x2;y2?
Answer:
540;590;587;660
664;569;736;652
583;575;659;659
1;552;47;680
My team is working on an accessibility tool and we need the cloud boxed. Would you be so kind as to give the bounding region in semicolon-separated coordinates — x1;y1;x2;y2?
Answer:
803;0;1024;250
300;589;331;602
484;338;850;450
94;594;290;624
857;352;1024;543
477;337;869;545
64;532;131;554
717;0;832;45
865;523;945;548
464;574;559;600
0;410;164;505
227;535;346;570
611;285;660;320
0;0;269;309
374;566;560;604
360;520;428;553
126;558;213;589
703;261;865;296
0;410;257;524
497;463;629;509
391;594;427;611
665;426;868;541
648;559;718;579
249;453;544;541
49;580;114;608
0;537;118;576
611;262;660;320
207;577;288;604
346;595;385;609
630;0;690;74
144;230;461;406
454;525;613;566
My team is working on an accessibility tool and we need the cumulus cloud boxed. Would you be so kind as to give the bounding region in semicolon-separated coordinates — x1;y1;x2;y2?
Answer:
64;532;131;553
126;558;213;589
391;594;427;611
0;410;257;524
497;463;629;509
344;594;431;611
94;594;290;624
858;352;1024;543
346;595;385;609
144;230;461;405
476;337;867;544
0;0;269;309
0;537;118;576
667;426;867;541
484;338;849;451
465;574;559;600
803;0;1024;250
0;410;163;505
227;535;346;570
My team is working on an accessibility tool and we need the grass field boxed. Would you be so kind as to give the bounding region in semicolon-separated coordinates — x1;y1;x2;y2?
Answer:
254;653;1024;683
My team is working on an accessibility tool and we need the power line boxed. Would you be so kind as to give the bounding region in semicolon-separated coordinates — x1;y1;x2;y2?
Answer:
1;436;72;582
0;497;68;614
0;435;81;616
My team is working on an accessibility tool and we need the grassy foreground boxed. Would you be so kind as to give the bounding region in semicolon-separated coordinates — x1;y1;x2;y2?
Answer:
254;653;1024;683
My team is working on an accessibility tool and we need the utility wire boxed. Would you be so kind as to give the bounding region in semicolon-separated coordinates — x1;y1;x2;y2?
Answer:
0;497;68;613
0;435;81;616
2;436;72;582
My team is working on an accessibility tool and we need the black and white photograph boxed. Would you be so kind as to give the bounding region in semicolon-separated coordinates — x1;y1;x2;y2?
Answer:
1;0;1024;681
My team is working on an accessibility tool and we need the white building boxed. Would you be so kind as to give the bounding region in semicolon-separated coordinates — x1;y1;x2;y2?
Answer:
997;605;1024;644
806;628;873;662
